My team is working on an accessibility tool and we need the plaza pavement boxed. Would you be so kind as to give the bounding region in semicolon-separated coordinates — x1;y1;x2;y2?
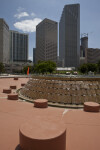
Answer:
0;77;100;150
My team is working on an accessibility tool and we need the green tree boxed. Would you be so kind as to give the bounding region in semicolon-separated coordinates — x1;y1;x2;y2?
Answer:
78;63;98;74
37;62;47;74
97;60;100;73
46;60;56;73
0;62;4;73
34;60;56;74
87;63;97;72
78;64;88;74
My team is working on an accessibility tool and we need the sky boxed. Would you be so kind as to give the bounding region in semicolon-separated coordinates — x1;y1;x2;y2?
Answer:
0;0;100;61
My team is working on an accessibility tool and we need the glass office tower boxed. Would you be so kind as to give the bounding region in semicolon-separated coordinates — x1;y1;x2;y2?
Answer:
59;4;80;68
10;30;28;62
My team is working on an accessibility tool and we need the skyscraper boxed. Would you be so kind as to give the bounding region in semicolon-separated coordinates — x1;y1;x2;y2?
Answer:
35;18;58;64
33;48;36;64
59;4;80;68
0;18;10;64
81;33;88;57
85;48;100;64
10;30;28;62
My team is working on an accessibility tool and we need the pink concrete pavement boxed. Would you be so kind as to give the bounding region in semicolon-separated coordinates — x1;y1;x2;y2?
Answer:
0;78;100;150
0;78;29;98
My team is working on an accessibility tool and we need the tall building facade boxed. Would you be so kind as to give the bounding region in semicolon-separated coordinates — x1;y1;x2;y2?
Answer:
0;18;10;64
35;18;58;64
59;4;80;68
10;30;28;62
33;48;36;64
81;33;88;57
85;48;100;64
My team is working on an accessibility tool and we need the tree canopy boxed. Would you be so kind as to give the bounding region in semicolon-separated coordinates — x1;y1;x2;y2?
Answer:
78;63;98;74
97;60;100;73
34;60;56;74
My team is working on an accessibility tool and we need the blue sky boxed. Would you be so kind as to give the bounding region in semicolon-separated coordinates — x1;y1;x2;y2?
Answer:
0;0;100;61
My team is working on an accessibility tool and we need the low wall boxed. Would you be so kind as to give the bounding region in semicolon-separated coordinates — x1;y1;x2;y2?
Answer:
20;76;100;104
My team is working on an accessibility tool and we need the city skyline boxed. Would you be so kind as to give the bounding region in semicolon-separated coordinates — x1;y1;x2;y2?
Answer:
0;0;100;61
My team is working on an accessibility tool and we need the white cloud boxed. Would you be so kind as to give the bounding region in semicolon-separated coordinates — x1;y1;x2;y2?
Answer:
31;13;36;17
17;7;25;12
14;12;29;19
14;18;42;32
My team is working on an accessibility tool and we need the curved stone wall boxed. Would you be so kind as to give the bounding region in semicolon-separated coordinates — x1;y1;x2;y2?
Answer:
20;76;100;104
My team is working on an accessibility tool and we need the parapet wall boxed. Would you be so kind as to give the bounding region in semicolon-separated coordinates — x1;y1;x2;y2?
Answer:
20;76;100;104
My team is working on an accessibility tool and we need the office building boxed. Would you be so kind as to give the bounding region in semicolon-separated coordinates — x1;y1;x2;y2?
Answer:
85;48;100;64
33;48;36;64
80;57;85;65
0;18;10;64
81;33;88;57
59;4;80;68
80;46;84;57
10;30;28;62
35;18;57;64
